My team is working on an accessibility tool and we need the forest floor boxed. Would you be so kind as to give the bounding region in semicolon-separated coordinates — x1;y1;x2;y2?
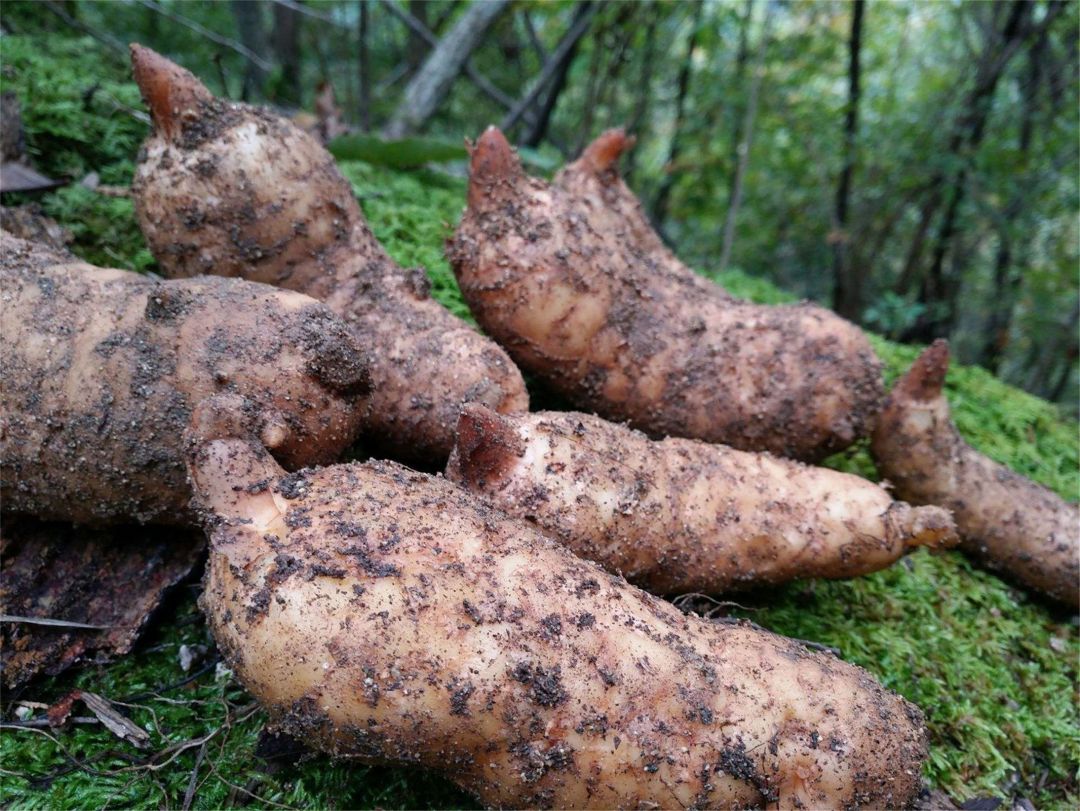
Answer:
1;34;1078;810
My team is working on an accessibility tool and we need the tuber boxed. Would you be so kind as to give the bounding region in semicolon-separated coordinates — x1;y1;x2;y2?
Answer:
191;412;929;809
448;127;884;462
446;406;958;595
129;44;528;467
0;231;368;525
871;340;1079;608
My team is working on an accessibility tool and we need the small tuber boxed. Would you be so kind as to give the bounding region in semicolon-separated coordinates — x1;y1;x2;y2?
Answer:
449;127;884;462
446;406;957;595
129;44;528;467
871;340;1079;608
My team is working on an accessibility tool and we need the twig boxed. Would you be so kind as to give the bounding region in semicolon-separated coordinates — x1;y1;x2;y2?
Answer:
2;716;100;729
0;614;114;630
522;11;548;62
43;1;127;55
181;739;208;811
136;1;273;71
378;0;517;111
270;0;346;28
121;653;221;703
501;4;598;131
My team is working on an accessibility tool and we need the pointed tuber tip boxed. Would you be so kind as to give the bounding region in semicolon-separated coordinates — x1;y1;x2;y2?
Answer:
467;126;525;210
446;403;523;490
577;128;637;176
886;502;959;552
130;43;213;139
893;339;950;403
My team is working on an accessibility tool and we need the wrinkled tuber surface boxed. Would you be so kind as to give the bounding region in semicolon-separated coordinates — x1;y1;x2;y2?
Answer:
449;127;884;461
446;406;958;595
130;44;527;467
871;341;1079;608
192;428;928;809
0;231;368;524
0;516;205;689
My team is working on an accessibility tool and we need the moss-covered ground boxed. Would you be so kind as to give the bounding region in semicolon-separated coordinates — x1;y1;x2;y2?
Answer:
2;34;1078;810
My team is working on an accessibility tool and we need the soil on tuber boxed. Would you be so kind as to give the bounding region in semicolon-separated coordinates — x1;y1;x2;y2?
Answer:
190;402;929;809
129;44;527;468
448;127;884;462
871;340;1079;608
446;406;958;596
0;231;368;525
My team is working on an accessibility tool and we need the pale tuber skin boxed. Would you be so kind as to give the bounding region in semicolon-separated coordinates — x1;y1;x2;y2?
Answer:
0;231;368;525
448;127;885;462
871;340;1079;609
129;44;528;467
446;406;958;595
191;412;929;809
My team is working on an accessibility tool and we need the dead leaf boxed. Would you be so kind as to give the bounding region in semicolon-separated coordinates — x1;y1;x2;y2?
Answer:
78;691;150;748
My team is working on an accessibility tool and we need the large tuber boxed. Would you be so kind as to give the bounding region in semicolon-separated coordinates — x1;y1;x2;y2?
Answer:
191;412;929;809
446;406;958;595
0;231;368;525
871;340;1079;608
129;44;528;467
448;127;884;462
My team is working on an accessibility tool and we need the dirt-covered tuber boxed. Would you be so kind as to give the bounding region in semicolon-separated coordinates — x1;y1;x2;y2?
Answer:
449;127;884;462
446;406;958;595
191;412;929;809
129;44;527;467
0;231;368;525
871;340;1079;608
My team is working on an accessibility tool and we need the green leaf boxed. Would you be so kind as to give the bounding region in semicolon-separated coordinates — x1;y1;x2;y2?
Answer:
328;134;468;168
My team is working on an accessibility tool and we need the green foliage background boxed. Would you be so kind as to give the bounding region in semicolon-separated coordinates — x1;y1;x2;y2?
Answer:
1;31;1077;810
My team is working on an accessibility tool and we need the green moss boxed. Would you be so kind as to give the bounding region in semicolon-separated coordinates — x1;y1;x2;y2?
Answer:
3;35;1077;810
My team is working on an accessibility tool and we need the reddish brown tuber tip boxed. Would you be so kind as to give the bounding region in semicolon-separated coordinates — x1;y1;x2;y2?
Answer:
893;339;950;403
467;126;525;210
130;43;213;140
446;403;523;490
885;503;959;551
577;128;636;176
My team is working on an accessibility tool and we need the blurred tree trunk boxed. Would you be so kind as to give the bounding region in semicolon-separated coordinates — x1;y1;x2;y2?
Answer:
358;0;371;131
407;0;428;71
652;1;703;230
978;30;1046;372
726;0;753;173
625;3;659;185
596;9;636;130
831;0;865;321
521;3;593;148
272;0;303;106
1025;304;1079;398
897;0;1064;343
718;1;773;273
231;0;268;100
384;0;510;138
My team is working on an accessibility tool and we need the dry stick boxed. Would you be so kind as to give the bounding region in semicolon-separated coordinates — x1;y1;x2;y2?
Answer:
43;1;127;55
522;11;548;62
377;0;517;112
181;739;208;811
3;717;101;729
0;614;115;630
270;0;344;28
500;4;598;132
137;0;273;72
